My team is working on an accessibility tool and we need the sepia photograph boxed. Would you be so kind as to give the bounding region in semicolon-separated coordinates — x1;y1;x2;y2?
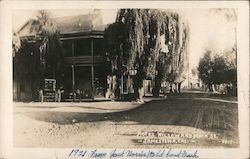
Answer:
0;1;249;159
12;8;239;148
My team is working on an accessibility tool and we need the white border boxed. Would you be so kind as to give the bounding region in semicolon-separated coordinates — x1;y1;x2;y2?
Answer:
0;1;249;159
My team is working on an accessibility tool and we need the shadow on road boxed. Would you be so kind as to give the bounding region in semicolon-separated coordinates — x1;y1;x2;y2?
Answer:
23;93;238;134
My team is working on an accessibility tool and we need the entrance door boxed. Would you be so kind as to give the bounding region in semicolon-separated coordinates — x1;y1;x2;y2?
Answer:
75;66;92;99
94;66;106;98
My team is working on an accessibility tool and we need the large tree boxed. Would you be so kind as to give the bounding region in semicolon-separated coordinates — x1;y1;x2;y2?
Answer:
104;9;189;101
198;48;237;93
104;9;149;101
31;10;64;80
13;10;63;100
197;50;213;91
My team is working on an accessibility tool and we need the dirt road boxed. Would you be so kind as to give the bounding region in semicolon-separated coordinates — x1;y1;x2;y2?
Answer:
14;93;238;148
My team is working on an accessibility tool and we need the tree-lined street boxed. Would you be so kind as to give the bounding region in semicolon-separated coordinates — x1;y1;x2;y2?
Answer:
12;8;239;149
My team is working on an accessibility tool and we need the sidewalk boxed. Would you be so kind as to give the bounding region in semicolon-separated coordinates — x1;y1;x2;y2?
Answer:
13;100;146;113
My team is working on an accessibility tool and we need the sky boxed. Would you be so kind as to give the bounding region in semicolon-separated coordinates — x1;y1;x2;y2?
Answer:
12;9;237;70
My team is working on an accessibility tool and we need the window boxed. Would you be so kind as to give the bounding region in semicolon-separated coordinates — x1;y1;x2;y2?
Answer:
74;39;91;56
62;40;73;57
93;39;104;56
20;83;25;92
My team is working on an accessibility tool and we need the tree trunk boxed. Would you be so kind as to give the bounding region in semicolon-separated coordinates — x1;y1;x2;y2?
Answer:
208;84;215;92
133;84;144;102
107;75;112;98
17;81;21;102
169;83;173;93
114;75;120;99
153;76;161;97
105;75;117;99
138;86;144;102
133;66;144;102
177;82;181;93
212;84;216;92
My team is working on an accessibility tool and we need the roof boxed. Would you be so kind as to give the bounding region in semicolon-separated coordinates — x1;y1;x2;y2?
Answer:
54;14;105;34
17;13;106;37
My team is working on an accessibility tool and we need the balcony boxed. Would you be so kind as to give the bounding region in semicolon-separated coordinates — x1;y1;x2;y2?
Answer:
64;56;105;66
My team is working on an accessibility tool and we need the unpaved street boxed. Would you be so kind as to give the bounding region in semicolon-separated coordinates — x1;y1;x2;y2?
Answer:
14;93;238;148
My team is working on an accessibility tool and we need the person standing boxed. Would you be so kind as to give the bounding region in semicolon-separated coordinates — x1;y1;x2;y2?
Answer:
39;90;43;103
57;89;61;102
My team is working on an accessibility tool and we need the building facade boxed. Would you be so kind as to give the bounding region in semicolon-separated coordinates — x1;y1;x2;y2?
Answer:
13;12;107;101
13;10;190;102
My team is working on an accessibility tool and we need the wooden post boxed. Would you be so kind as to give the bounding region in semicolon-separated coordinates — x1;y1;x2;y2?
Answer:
17;80;21;102
71;41;75;101
120;44;123;98
121;74;123;94
128;75;130;93
91;38;95;101
72;40;74;56
71;64;75;101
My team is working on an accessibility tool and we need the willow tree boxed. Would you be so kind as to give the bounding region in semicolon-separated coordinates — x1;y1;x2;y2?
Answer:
117;9;154;101
104;9;189;101
104;9;150;101
146;11;189;95
104;22;124;99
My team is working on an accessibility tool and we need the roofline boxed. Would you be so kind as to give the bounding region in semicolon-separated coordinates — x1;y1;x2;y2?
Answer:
17;19;35;35
60;30;104;37
18;30;104;42
59;31;104;40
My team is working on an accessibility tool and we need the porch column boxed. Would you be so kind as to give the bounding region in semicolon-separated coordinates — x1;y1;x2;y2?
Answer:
71;64;75;101
91;38;95;101
71;41;75;101
120;44;123;97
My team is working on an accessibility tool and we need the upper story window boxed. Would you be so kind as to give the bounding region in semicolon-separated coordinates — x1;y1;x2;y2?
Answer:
74;39;91;56
62;40;72;57
62;38;104;57
93;39;104;56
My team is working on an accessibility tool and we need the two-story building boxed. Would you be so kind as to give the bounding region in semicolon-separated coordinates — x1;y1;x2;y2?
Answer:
14;11;107;101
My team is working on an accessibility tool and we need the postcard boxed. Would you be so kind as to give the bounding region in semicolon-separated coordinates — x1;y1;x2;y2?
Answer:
0;1;249;159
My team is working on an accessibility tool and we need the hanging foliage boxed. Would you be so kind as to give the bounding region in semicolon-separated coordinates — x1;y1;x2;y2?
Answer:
104;9;190;100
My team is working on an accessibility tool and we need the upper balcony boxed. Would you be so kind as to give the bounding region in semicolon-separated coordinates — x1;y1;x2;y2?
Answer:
62;38;104;57
64;56;105;66
62;37;105;66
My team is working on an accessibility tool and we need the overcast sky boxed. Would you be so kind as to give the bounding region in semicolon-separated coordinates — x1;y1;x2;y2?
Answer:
12;9;237;70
